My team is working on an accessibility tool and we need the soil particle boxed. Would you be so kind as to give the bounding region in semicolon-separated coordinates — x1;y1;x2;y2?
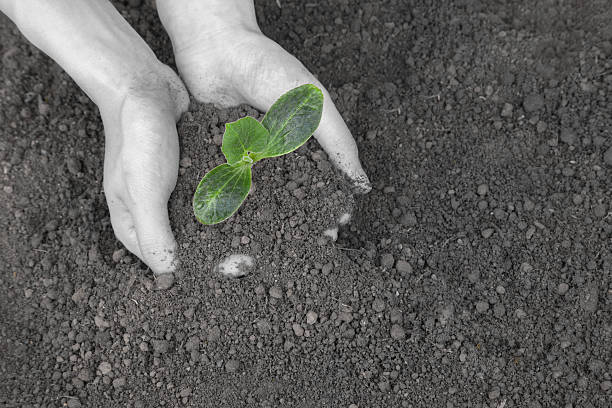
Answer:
154;273;174;290
225;359;240;373
395;259;412;274
515;309;527;319
488;388;501;400
67;399;82;408
523;94;545;112
475;301;490;313
112;248;126;263
481;228;495;238
372;298;386;313
604;146;612;166
306;311;318;325
580;284;599;313
269;286;283;299
380;253;394;268
390;324;406;340
477;184;489;196
292;323;304;337
557;283;569;295
98;361;112;376
593;203;607;218
112;377;127;388
559;128;577;145
152;339;170;354
501;103;513;117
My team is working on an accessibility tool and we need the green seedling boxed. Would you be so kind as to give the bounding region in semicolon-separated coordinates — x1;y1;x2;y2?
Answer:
193;84;324;225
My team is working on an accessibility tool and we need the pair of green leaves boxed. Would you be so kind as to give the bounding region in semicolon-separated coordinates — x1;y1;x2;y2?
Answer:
193;84;324;225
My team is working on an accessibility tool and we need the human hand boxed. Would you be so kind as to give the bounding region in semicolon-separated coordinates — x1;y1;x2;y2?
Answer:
157;0;371;194
101;69;189;280
0;0;191;281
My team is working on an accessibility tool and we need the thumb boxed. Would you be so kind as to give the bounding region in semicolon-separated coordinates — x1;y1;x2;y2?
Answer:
314;92;372;194
236;39;371;193
130;200;178;275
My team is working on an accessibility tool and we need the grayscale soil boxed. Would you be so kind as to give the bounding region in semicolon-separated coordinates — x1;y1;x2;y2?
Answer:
1;0;611;407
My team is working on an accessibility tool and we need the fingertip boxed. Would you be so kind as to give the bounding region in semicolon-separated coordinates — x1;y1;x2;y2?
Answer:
139;234;178;275
131;204;179;275
350;167;372;195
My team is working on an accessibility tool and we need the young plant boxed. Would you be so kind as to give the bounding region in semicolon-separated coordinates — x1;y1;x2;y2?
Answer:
193;84;324;225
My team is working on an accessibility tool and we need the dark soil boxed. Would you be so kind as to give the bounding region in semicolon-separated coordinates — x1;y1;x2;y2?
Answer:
1;0;611;407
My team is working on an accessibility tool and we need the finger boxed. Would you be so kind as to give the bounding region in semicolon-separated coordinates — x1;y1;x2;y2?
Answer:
130;199;178;275
107;195;143;260
118;91;180;276
242;40;371;194
314;91;372;194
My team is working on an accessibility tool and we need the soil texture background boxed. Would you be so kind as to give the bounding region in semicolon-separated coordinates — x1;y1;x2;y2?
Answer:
1;0;611;407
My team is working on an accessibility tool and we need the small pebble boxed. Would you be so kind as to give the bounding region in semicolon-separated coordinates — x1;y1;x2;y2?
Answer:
515;308;527;319
292;323;304;337
269;286;283;299
154;273;174;290
488;388;501;400
604;146;612;166
501;103;513;117
152;339;169;354
400;211;418;227
395;260;412;274
481;228;494;239
306;311;318;325
372;298;386;313
380;253;394;268
523;94;544;112
477;184;489;196
112;248;125;263
255;285;265;296
179;157;192;168
390;324;405;340
215;254;255;278
94;316;110;329
225;359;240;373
475;301;489;313
559;128;577;145
593;204;607;218
67;399;82;408
98;361;112;375
112;377;126;388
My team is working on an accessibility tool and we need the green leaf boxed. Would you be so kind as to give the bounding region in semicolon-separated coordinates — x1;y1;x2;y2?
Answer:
221;117;270;165
255;84;323;160
193;163;252;225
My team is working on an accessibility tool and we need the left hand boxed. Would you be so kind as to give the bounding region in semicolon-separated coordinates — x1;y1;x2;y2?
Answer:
158;0;371;194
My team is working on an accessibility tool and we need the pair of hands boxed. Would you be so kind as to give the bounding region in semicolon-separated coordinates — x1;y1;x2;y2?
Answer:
105;4;371;277
2;0;370;276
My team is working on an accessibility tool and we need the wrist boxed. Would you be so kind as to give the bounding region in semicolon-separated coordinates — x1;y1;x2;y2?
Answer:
156;0;260;54
7;0;180;110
